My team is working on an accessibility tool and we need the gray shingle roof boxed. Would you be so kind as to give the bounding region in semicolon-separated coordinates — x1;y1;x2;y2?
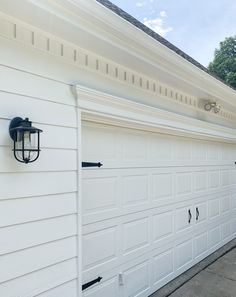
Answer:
96;0;235;91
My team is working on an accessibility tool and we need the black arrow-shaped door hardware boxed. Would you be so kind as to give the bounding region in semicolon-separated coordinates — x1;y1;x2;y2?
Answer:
82;277;103;291
82;162;103;168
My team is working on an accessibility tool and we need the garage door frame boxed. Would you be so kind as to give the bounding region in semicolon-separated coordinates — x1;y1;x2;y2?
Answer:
74;84;236;297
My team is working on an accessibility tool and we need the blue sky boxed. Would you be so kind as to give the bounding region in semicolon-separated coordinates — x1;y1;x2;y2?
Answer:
110;0;236;66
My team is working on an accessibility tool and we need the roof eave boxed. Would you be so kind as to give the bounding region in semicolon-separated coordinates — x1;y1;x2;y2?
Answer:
1;0;236;107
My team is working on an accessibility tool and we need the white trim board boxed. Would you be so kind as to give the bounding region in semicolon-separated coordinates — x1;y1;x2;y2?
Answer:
75;85;236;143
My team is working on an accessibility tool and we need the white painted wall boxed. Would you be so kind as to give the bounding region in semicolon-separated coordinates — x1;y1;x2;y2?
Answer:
0;2;236;296
0;42;79;296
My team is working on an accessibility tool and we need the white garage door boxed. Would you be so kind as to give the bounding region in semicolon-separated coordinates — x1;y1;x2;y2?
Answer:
81;120;236;297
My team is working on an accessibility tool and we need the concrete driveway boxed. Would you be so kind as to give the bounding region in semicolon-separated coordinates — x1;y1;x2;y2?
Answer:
170;248;236;297
150;240;236;297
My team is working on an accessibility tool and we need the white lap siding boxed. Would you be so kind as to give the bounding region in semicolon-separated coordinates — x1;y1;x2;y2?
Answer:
0;61;78;297
0;6;236;297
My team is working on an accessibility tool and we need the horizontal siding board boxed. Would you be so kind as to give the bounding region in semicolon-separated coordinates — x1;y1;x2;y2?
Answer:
36;280;77;297
0;65;75;106
0;35;78;297
0;193;77;228
0;171;77;200
40;124;77;149
0;147;77;172
0;119;9;146
0;237;77;283
0;119;77;149
0;215;77;255
0;258;77;297
0;91;76;127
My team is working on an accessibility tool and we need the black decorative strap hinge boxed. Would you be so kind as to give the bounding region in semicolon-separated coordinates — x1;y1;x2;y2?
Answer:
82;276;103;291
82;162;103;168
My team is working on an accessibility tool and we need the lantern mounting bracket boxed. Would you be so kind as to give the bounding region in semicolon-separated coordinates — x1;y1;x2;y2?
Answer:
9;117;24;141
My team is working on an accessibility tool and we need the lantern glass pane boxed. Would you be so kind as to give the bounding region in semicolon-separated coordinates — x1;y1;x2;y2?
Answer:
16;130;23;161
27;131;38;161
24;131;32;161
16;130;23;142
15;130;38;162
29;132;37;150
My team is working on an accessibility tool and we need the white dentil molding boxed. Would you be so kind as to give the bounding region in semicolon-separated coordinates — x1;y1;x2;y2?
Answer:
0;5;235;124
23;0;236;107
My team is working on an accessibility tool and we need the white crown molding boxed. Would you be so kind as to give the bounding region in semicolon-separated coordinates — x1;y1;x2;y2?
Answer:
9;0;236;107
0;5;236;125
75;85;236;143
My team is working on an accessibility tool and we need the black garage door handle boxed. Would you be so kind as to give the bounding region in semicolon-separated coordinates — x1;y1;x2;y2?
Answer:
188;209;192;223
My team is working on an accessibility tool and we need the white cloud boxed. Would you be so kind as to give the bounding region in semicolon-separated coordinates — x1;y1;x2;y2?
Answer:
143;17;173;36
160;10;167;18
136;1;146;7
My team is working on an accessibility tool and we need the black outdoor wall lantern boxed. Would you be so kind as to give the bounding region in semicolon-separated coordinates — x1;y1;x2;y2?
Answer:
9;117;43;164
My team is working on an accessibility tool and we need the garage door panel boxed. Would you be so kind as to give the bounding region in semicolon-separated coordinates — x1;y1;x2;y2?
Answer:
123;131;148;161
82;123;119;162
83;207;176;275
82;168;150;224
82;175;119;215
221;170;231;187
220;195;231;215
83;276;119;297
123;217;150;255
231;218;236;235
175;204;193;233
208;170;220;189
152;173;173;201
221;144;234;161
82;122;234;168
123;260;150;297
176;238;193;271
192;140;207;161
194;201;207;225
83;226;119;272
208;226;221;250
82;212;151;274
194;171;207;192
194;231;208;259
83;167;177;224
176;172;192;197
153;210;174;243
209;198;220;220
207;143;220;160
148;134;172;161
231;192;236;209
82;121;236;297
231;170;236;185
123;174;149;207
173;138;192;161
221;221;231;242
152;248;174;286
